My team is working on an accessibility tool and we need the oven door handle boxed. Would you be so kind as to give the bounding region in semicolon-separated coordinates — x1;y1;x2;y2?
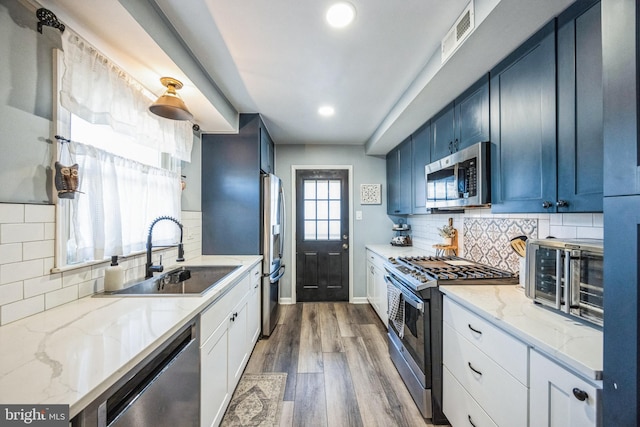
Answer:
384;275;424;312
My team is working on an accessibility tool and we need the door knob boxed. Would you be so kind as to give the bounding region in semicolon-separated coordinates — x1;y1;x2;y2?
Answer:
342;243;349;250
343;234;349;240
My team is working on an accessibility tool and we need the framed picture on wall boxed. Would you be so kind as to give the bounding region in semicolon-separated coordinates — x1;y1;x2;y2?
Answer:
360;184;382;205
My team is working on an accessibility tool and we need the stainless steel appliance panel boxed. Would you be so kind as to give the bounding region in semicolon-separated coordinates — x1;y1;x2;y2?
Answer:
425;141;490;209
262;173;285;336
526;238;604;325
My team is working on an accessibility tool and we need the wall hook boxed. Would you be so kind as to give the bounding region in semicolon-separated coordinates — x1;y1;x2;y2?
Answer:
36;8;65;34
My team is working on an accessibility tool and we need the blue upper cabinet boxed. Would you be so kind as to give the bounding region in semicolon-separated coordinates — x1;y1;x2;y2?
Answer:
431;76;489;162
455;76;490;150
557;0;603;212
412;121;431;214
490;21;557;213
386;137;412;215
430;103;455;161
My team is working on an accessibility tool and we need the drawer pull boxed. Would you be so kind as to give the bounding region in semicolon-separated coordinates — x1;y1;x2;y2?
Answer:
468;324;483;335
468;415;477;427
468;362;483;376
572;388;588;401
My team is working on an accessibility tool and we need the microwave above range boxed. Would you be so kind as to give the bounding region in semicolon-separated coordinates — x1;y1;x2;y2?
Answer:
525;238;604;326
425;141;490;209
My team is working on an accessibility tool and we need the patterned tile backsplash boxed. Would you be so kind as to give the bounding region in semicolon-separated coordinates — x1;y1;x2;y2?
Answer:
463;217;538;273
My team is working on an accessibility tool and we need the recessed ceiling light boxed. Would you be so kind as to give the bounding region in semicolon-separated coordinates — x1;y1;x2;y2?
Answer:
326;2;356;28
318;105;335;117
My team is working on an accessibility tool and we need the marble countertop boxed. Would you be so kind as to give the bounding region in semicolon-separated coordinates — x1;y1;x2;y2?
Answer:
365;244;603;382
0;255;261;418
441;284;603;381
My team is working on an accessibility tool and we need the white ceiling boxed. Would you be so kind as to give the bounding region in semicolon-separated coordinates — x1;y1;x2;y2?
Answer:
35;0;576;155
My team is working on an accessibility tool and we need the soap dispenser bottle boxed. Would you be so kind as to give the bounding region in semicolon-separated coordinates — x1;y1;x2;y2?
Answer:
104;255;125;292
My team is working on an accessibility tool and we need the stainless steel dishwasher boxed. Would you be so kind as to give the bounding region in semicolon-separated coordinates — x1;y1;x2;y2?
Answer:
72;321;199;427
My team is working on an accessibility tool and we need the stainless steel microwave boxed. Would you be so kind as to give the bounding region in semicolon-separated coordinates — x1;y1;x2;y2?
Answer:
525;238;604;326
424;141;490;209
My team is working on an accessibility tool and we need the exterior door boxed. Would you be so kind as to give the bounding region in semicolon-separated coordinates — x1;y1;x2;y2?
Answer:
295;169;349;302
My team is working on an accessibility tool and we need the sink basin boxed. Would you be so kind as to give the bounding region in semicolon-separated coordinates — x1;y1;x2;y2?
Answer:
101;265;241;296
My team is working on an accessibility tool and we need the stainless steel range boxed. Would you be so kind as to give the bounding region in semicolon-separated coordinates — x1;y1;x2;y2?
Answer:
384;255;517;424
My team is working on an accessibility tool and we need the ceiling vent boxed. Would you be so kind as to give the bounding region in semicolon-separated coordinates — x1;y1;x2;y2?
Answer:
441;0;475;64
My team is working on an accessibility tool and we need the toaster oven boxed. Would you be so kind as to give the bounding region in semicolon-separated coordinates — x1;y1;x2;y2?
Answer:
525;238;604;326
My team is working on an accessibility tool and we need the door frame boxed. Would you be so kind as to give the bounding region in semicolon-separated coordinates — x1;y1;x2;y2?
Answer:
290;165;354;304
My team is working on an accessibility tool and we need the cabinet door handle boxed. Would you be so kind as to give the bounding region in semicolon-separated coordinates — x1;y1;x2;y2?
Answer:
468;324;482;335
556;200;569;208
230;312;238;322
448;141;454;154
572;388;588;401
454;138;459;151
468;362;483;376
468;415;477;427
542;201;553;209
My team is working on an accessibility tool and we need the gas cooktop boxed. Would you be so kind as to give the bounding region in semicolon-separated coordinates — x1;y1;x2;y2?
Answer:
385;255;517;291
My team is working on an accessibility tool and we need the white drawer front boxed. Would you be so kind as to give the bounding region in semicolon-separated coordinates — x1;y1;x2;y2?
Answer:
444;323;528;427
444;367;498;427
443;296;528;385
200;277;246;345
366;249;386;269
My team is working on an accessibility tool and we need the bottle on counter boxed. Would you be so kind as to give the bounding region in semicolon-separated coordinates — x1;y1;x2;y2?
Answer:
104;255;125;291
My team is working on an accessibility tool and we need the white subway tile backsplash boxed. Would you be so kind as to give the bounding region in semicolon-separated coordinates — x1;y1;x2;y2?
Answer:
562;213;594;227
44;223;55;240
577;227;604;239
593;213;604;227
62;266;92;288
79;278;103;298
549;225;578;239
23;273;62;298
0;282;23;306
0;208;203;324
24;205;55;223
45;285;78;310
1;223;44;244
0;259;44;285
0;243;23;265
23;240;55;260
0;204;24;223
1;295;44;325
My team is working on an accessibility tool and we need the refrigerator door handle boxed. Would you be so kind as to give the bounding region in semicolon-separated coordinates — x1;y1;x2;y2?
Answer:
279;185;286;258
271;265;286;283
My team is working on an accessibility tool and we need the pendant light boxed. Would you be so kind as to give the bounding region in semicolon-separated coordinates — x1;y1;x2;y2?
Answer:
149;77;193;121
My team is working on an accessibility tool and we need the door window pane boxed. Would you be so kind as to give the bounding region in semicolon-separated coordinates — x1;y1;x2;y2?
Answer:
303;178;341;241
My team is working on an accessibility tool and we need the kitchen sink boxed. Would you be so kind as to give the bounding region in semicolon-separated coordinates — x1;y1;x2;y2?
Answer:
100;265;241;296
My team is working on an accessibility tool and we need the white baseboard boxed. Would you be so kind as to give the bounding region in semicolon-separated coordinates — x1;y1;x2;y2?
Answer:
279;297;369;304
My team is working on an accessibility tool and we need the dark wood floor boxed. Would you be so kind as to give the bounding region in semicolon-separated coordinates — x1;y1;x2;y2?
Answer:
243;303;439;427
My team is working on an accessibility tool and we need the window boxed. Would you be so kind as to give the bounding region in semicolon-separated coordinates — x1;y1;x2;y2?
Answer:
303;179;341;241
54;31;192;267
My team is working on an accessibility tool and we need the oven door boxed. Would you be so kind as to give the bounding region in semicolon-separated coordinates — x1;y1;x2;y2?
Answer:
385;273;430;387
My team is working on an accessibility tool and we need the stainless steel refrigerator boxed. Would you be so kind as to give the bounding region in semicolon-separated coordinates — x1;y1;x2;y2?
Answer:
262;173;285;336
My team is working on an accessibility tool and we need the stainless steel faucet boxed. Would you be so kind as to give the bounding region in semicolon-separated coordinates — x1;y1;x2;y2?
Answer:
145;216;185;279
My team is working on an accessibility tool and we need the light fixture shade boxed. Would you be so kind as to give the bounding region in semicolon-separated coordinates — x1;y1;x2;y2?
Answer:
149;77;194;121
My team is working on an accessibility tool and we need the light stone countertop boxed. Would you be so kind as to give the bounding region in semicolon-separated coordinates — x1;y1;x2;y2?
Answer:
441;284;603;382
0;255;262;419
365;244;603;382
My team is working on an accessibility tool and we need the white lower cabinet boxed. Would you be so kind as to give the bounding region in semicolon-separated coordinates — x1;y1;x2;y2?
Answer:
443;367;498;427
530;350;601;427
247;265;262;345
366;249;388;327
443;322;528;427
200;266;261;427
201;320;229;427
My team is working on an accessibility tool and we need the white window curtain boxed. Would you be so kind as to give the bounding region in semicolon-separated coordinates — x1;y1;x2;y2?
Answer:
60;31;193;162
68;142;181;263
